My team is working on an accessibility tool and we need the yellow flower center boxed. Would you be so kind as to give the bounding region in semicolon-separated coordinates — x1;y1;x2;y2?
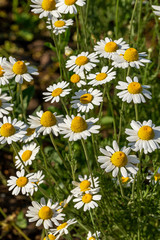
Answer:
64;0;76;5
104;42;118;53
57;222;68;230
0;99;2;107
121;177;129;183
26;128;35;136
71;116;87;133
80;93;93;104
0;123;16;137
96;72;107;81
40;111;57;127
89;237;96;240
41;0;56;10
54;20;65;28
138;126;154;140
52;88;63;97
75;56;89;66
127;82;142;94
82;193;92;203
43;234;56;240
80;180;91;192
16;177;28;187
123;48;139;62
38;206;53;220
111;151;128;167
154;173;160;181
70;74;80;83
21;150;32;162
12;61;27;75
0;66;4;77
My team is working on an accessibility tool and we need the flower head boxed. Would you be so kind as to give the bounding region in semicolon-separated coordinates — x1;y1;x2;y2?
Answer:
0;89;13;118
56;0;86;14
47;18;73;35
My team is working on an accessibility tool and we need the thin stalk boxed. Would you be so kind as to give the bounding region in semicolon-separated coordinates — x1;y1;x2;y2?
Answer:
80;8;87;49
129;0;138;44
19;84;27;122
61;97;69;115
91;134;98;167
118;174;124;197
134;104;138;121
8;84;15;118
45;229;49;240
137;0;143;44
89;209;97;234
98;84;107;121
75;14;80;50
118;102;124;144
12;143;29;174
115;0;120;38
35;139;48;172
85;0;90;25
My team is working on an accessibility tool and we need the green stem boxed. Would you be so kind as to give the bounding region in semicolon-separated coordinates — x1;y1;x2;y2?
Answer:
115;0;120;38
137;0;143;45
45;229;49;240
12;143;29;174
75;14;80;50
91;134;98;167
19;84;27;122
118;173;124;197
134;104;138;121
35;139;48;172
98;84;107;121
118;102;124;144
129;0;138;44
61;97;69;115
89;209;97;233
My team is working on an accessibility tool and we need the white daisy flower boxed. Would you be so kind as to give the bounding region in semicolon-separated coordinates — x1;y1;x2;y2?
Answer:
112;48;151;69
0;89;13;118
66;52;99;75
59;114;100;141
26;197;65;229
94;37;129;59
15;142;40;170
116;76;152;104
30;0;61;19
73;190;102;211
88;66;116;86
22;125;40;143
98;141;139;178
43;233;57;240
43;81;71;103
51;218;77;238
7;169;33;196
146;168;160;184
71;88;103;113
116;173;135;188
152;5;160;19
58;195;73;212
0;116;27;145
125;120;160;154
47;18;73;35
56;0;86;14
0;57;10;86
28;110;63;136
70;72;86;88
26;170;45;196
71;175;99;197
87;231;101;240
3;56;38;84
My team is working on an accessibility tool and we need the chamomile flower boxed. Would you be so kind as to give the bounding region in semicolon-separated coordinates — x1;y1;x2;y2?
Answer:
3;56;38;84
58;195;73;212
30;0;61;19
26;198;65;229
146;168;160;184
73;190;102;211
0;90;13;118
51;219;77;237
43;81;71;103
66;52;99;74
28;110;63;136
71;88;103;113
7;169;33;196
56;0;86;14
87;231;101;240
152;5;160;19
71;175;99;197
22;125;40;143
47;18;73;35
70;72;86;88
15;142;40;170
125;120;160;154
26;170;45;195
116;76;152;104
0;57;9;86
98;141;139;178
59;114;100;141
88;66;116;86
0;116;27;144
116;173;134;188
112;48;151;69
43;233;57;240
94;37;129;59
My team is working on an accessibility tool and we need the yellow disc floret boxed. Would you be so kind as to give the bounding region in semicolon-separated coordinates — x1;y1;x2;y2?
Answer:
71;116;87;133
43;234;56;240
80;180;91;192
154;173;160;182
16;177;28;187
121;177;130;183
57;222;68;230
138;126;154;140
26;128;35;136
0;123;16;137
40;111;57;127
75;56;89;66
38;206;53;220
54;20;65;28
52;88;63;97
21;150;32;162
96;73;107;81
89;237;96;240
127;82;142;94
65;0;76;5
82;193;92;203
111;151;128;167
123;48;139;62
12;61;27;75
80;93;93;104
70;74;80;83
41;0;56;10
104;42;118;53
0;66;4;77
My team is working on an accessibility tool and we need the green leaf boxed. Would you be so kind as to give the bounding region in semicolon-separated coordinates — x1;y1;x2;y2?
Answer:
16;211;27;229
44;42;56;52
101;116;113;125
